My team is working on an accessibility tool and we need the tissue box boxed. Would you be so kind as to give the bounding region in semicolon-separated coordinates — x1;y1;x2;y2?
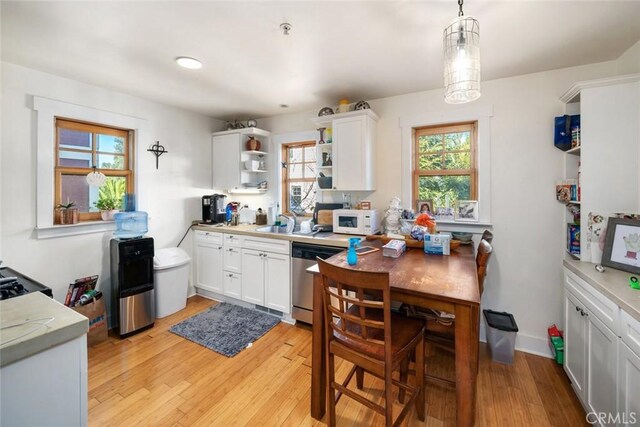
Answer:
382;239;406;258
424;233;451;255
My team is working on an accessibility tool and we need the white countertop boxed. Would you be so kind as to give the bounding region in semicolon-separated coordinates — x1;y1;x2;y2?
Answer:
0;292;88;367
193;223;364;248
563;256;640;322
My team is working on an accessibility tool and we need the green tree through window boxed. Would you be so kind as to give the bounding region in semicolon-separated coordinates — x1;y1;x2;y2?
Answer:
414;123;476;209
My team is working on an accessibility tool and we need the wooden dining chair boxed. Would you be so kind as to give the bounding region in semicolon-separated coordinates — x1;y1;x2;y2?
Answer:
420;238;494;385
317;258;426;426
481;229;494;244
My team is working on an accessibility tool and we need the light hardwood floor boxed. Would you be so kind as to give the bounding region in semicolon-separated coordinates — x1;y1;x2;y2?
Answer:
88;296;587;426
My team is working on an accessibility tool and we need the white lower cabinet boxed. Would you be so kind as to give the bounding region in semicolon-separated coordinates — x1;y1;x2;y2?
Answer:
265;252;291;313
224;246;242;274
585;310;617;422
224;272;242;300
195;231;224;294
196;230;292;315
564;291;587;398
241;249;265;305
618;342;640;426
563;269;640;427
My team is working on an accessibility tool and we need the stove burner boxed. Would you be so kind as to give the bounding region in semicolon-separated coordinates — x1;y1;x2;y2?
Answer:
0;282;27;299
0;267;52;300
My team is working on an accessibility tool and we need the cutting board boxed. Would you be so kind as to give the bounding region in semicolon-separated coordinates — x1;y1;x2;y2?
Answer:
317;210;334;226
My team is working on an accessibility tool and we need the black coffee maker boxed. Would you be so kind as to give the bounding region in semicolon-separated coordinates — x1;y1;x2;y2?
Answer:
202;194;227;224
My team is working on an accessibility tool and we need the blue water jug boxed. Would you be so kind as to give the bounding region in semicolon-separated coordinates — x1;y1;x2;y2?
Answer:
114;211;148;239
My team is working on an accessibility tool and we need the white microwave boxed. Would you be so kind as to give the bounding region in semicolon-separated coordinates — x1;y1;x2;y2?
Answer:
333;209;381;235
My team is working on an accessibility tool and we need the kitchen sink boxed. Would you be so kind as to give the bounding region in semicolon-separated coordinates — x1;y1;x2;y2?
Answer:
254;225;320;237
254;225;291;234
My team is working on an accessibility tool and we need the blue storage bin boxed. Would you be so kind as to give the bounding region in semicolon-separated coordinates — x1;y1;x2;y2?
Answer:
114;211;148;239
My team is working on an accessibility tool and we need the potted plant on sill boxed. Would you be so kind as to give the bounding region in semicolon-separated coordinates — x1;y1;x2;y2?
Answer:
56;199;79;225
95;197;121;221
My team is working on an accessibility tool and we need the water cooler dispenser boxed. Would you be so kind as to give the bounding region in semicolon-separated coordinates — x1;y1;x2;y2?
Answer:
110;237;155;337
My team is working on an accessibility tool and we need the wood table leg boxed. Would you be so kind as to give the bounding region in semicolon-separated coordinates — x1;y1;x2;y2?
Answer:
311;273;326;420
455;304;480;427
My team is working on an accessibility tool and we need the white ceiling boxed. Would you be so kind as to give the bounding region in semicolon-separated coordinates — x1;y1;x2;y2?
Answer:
2;1;639;120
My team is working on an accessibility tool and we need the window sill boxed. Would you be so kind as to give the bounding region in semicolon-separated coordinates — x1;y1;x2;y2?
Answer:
36;220;115;239
403;218;492;234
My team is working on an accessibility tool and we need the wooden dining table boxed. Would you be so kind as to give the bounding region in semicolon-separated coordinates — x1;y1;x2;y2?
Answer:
308;244;480;427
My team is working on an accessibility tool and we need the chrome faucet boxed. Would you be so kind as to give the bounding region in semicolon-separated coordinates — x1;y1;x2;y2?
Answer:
278;214;295;234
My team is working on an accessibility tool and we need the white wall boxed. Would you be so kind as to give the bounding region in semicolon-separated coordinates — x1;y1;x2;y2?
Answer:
1;62;223;320
260;60;619;356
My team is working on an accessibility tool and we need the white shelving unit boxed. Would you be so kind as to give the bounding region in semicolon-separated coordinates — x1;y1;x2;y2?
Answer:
212;128;271;194
558;74;640;262
311;109;378;192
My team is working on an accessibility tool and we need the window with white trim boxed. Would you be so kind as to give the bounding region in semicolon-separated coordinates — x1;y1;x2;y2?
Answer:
55;118;134;222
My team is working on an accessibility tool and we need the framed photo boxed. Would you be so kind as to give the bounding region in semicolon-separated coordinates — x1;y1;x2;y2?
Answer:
416;200;434;216
434;207;454;221
602;217;640;274
454;200;479;222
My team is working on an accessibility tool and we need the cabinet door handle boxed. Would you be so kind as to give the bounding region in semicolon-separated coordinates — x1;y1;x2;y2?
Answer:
218;246;223;250
576;306;581;312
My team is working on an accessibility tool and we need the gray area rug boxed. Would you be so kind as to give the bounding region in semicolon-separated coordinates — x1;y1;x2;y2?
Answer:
169;302;280;357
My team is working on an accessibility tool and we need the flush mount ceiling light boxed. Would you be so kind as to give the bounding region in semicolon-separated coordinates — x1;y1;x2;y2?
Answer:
443;0;481;104
86;165;106;187
175;56;202;69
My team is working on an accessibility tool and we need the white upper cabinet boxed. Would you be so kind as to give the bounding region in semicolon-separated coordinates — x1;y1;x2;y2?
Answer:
211;128;271;192
312;109;378;192
212;133;241;191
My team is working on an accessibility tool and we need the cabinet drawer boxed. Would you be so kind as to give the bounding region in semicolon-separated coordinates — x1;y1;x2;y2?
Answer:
224;272;242;300
195;230;223;245
242;236;290;255
565;270;619;335
223;233;243;248
621;310;640;356
223;247;242;273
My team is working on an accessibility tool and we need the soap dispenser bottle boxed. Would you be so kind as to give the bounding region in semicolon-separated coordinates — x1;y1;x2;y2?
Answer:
347;237;360;266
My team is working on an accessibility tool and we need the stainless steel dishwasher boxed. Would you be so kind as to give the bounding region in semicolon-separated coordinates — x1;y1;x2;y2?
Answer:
291;242;343;324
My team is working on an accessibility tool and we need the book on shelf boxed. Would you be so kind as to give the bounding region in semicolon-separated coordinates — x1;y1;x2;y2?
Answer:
567;224;580;256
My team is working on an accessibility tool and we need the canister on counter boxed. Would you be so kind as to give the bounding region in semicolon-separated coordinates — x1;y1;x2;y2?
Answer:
256;208;267;225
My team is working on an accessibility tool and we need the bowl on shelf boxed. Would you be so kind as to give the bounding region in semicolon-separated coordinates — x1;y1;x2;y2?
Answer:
243;160;261;171
451;232;473;243
317;176;333;189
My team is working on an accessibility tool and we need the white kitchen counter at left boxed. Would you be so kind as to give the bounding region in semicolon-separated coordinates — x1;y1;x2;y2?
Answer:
0;291;88;366
1;292;89;426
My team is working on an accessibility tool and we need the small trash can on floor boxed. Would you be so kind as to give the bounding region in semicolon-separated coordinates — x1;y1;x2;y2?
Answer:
154;247;191;318
483;309;519;364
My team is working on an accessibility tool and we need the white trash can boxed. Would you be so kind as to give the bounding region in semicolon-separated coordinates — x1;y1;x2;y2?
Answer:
153;247;191;318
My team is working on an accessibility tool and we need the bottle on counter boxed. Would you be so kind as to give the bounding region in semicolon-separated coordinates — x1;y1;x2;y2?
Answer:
347;237;360;266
